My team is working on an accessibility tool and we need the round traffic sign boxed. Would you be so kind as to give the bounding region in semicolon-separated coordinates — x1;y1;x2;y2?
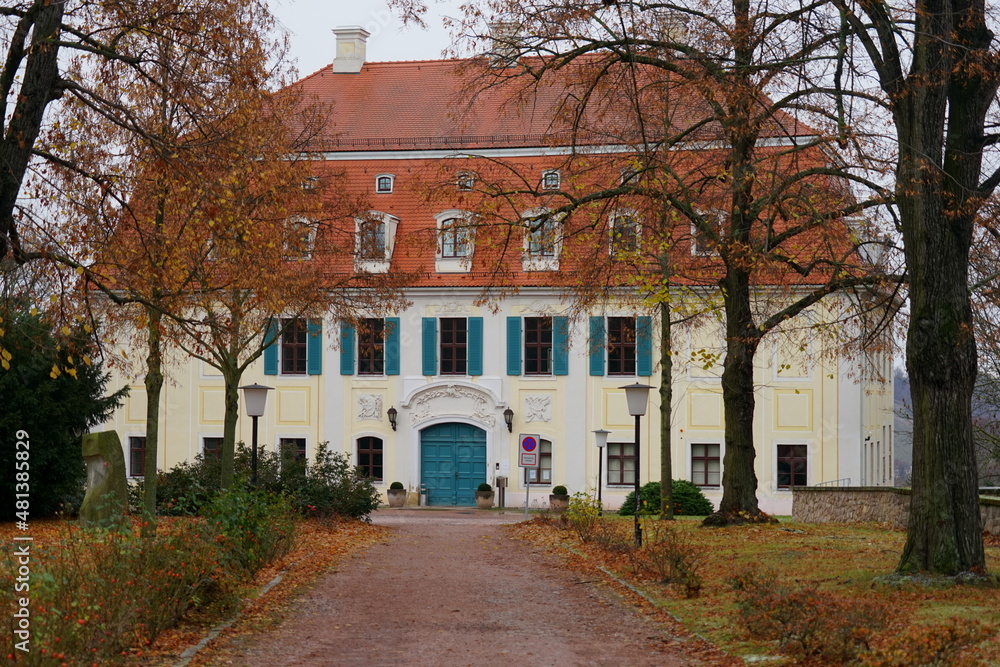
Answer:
521;436;537;452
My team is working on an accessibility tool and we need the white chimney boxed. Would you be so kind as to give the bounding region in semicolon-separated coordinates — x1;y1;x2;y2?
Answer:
333;26;370;73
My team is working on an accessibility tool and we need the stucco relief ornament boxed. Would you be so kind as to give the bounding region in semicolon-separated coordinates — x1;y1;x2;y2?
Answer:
409;383;497;427
526;300;559;315
524;395;551;423
437;300;469;314
357;394;383;422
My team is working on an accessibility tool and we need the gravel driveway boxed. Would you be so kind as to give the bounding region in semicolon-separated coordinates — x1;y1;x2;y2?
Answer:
224;508;698;666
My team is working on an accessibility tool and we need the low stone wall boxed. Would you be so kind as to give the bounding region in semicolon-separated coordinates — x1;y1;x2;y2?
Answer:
792;486;1000;534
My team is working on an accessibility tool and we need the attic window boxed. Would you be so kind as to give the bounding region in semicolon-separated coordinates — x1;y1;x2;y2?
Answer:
457;171;475;191
541;170;560;191
302;176;319;192
376;174;394;194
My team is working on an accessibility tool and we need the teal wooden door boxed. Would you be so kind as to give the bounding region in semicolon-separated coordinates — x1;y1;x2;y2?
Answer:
420;423;487;506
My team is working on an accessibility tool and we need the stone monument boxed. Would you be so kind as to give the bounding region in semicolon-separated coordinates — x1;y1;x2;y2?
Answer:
79;431;129;525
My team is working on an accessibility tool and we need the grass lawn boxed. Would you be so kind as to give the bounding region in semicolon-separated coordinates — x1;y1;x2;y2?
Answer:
511;515;1000;665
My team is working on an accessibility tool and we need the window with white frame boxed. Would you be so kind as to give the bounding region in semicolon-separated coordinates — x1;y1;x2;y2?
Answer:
283;216;318;260
439;217;472;258
375;174;394;193
691;443;721;486
355;212;398;271
607;442;635;486
456;171;475;191
522;209;562;271
691;209;725;256
129;436;146;478
776;444;807;488
541;169;561;190
203;437;223;461
357;318;386;375
524;439;552;484
610;211;640;255
357;436;384;480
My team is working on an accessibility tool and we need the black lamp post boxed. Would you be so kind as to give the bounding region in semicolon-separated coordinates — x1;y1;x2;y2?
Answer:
240;383;272;486
593;428;610;517
620;382;652;546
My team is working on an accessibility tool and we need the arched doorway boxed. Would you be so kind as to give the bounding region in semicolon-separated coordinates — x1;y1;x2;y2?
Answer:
420;422;487;506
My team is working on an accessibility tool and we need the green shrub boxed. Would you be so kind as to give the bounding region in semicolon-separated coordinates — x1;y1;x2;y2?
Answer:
618;480;714;516
203;485;298;577
0;519;231;664
565;492;602;541
671;479;715;515
552;485;568;495
290;444;381;520
477;482;492;492
147;442;381;521
389;481;405;490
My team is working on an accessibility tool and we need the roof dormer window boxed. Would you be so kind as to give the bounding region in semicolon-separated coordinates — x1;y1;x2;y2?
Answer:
457;171;475;191
375;174;394;194
541;170;560;191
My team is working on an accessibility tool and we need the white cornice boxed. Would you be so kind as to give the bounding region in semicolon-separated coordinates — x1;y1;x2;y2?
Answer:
305;136;816;162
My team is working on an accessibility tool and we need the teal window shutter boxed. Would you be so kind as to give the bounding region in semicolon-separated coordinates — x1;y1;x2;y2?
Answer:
468;317;484;376
385;317;400;375
264;319;279;376
506;317;521;376
422;318;437;376
589;316;605;376
637;316;653;377
307;319;323;375
340;321;355;375
553;316;569;376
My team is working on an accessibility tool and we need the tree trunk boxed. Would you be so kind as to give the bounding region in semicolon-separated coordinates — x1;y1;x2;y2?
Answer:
711;266;766;522
890;1;990;573
220;365;242;489
658;289;674;519
0;0;64;260
142;307;163;537
895;139;984;574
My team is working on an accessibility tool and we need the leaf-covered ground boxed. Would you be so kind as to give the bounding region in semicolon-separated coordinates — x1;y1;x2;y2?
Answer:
137;517;389;665
0;517;388;665
508;516;1000;665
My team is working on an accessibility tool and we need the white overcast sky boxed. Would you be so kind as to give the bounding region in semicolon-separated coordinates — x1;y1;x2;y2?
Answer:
270;0;466;77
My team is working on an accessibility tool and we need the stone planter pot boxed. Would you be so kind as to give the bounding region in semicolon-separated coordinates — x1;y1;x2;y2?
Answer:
387;488;407;508
549;493;570;513
475;490;495;509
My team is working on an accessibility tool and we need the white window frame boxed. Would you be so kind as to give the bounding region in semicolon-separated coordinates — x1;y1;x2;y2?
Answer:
541;169;561;191
375;173;395;193
691;209;725;256
609;209;641;256
456;171;475;191
521;208;562;271
434;210;475;273
355;211;398;273
276;435;308;468
774;440;812;491
283;215;318;260
689;442;722;488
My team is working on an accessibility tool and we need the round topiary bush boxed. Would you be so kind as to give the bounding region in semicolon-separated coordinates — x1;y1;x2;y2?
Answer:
389;481;404;490
477;482;492;492
617;480;714;516
552;485;568;495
